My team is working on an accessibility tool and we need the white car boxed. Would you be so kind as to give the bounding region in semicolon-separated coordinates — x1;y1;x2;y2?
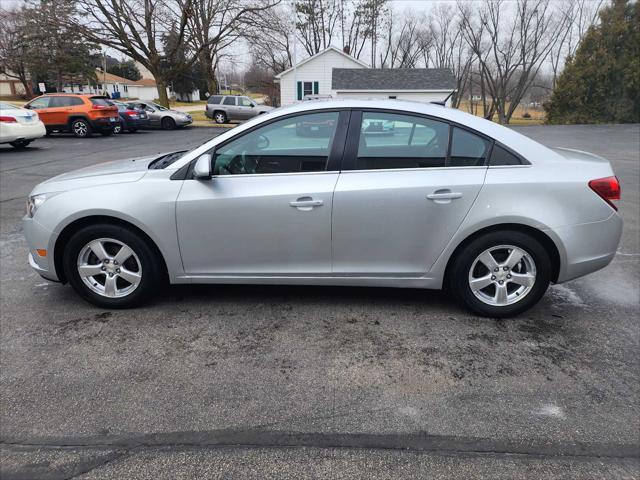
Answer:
0;101;46;148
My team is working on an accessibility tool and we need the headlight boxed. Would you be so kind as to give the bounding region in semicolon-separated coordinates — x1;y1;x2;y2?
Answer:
26;193;52;218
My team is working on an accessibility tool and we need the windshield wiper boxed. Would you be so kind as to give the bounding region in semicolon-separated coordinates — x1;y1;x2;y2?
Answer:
148;151;187;169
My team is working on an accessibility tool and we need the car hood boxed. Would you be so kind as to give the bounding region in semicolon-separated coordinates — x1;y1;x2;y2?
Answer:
258;105;274;112
32;155;158;195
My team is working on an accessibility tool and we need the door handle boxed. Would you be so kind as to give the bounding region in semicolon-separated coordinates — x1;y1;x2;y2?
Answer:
289;197;324;210
427;190;463;204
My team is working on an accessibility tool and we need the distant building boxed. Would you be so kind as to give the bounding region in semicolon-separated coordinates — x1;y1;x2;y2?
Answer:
274;46;457;107
62;68;200;102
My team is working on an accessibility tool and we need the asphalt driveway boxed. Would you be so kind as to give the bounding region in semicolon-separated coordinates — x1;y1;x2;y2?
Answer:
1;125;638;479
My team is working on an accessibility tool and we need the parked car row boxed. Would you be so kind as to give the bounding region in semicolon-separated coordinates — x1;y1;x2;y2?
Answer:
0;94;193;148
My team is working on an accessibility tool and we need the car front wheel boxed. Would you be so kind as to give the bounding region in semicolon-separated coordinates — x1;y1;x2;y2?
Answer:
161;117;176;130
449;231;551;318
63;224;163;308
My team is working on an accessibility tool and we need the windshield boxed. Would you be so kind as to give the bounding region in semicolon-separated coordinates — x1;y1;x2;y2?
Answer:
150;102;169;111
148;151;187;169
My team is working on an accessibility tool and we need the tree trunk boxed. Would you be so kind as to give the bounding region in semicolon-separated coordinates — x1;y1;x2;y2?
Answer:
156;78;170;107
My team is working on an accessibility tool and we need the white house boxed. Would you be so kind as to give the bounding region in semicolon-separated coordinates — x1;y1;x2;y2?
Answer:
62;68;200;102
274;46;369;106
275;46;457;106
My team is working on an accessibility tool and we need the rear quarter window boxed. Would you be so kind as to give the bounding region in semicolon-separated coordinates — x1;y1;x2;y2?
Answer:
208;95;223;104
489;144;526;166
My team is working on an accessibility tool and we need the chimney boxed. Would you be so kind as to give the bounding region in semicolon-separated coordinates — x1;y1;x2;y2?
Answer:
343;45;351;55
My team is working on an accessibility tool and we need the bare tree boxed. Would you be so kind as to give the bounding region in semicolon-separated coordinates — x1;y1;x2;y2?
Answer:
459;0;565;124
246;4;294;74
0;8;33;97
378;10;427;68
548;0;604;89
187;0;279;96
77;0;194;106
429;3;473;108
295;0;342;56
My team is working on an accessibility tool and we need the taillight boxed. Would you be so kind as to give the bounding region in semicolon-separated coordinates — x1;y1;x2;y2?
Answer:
92;105;107;110
589;176;620;210
124;110;138;117
0;116;17;123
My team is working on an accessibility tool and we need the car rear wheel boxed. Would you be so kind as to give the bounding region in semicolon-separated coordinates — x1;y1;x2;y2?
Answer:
63;224;163;308
71;119;92;138
161;117;176;130
213;111;227;124
10;139;33;148
449;231;551;318
113;124;122;134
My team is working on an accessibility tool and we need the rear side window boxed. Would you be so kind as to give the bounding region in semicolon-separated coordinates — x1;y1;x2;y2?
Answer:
208;95;222;104
90;98;112;107
489;144;524;166
356;112;449;169
449;127;491;167
223;97;236;106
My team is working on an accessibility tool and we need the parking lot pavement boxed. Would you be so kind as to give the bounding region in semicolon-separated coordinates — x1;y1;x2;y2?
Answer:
1;125;638;479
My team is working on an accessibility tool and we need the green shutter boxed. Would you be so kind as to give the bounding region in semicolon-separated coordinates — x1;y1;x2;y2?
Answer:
313;81;319;94
297;81;302;101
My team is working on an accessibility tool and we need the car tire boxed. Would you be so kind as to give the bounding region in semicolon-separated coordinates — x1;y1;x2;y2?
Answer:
113;124;122;134
161;117;176;130
10;139;33;148
449;230;551;318
71;118;92;138
213;111;227;124
63;224;163;309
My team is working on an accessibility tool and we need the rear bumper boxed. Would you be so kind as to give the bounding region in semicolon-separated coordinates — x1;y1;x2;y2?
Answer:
121;117;150;129
550;212;623;283
0;121;46;143
90;116;119;131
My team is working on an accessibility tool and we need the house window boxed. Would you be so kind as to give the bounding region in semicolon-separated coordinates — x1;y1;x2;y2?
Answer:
297;81;319;100
303;82;313;96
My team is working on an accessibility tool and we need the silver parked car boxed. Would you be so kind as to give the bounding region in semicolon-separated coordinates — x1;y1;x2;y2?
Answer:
126;102;192;130
23;100;622;317
205;94;273;124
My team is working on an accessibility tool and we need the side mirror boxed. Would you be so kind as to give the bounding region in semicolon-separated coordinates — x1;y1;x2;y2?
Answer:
193;153;212;179
24;104;31;109
250;103;255;108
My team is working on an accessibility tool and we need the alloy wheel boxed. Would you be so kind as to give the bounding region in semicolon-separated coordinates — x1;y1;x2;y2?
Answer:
77;238;142;298
214;113;225;123
113;124;122;134
73;121;88;137
468;245;537;306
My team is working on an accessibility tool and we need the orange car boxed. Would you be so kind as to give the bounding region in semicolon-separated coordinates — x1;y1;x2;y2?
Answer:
24;94;119;138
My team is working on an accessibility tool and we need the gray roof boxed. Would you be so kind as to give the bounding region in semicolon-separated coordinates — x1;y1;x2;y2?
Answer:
332;68;456;91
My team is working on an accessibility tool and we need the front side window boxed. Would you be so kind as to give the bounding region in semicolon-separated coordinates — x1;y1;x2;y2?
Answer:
213;111;339;175
223;97;236;106
28;97;51;109
238;97;253;107
449;127;491;167
356;112;449;170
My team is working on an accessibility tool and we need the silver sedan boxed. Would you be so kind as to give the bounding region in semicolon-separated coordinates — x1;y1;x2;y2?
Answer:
22;100;622;317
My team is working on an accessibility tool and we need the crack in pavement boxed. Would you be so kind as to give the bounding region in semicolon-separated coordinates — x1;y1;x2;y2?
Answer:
2;429;639;462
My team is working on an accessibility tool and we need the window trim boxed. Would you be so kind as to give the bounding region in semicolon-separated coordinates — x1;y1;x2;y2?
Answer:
342;108;505;172
177;109;351;179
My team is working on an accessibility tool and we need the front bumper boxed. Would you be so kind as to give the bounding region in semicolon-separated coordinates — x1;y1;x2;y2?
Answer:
551;212;623;283
23;216;60;282
0;121;46;143
174;116;193;126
